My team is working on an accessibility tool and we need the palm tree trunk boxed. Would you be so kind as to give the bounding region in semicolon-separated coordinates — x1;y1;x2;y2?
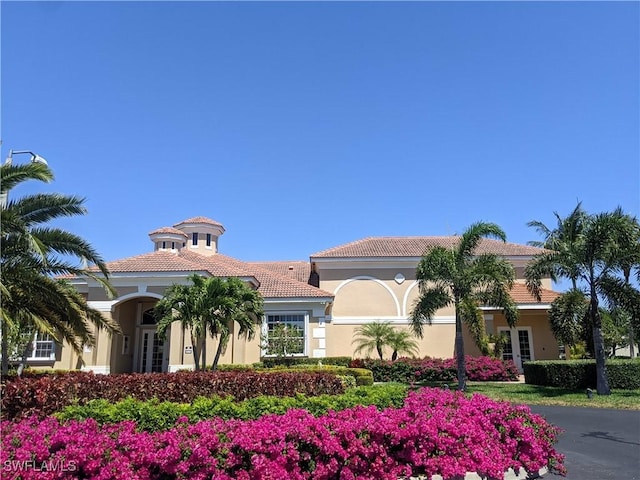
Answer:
201;336;207;371
16;333;35;377
454;297;466;391
376;343;383;360
211;335;226;371
590;286;611;395
1;320;9;376
190;333;200;371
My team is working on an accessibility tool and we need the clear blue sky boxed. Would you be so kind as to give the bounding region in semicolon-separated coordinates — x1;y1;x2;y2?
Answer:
2;1;638;266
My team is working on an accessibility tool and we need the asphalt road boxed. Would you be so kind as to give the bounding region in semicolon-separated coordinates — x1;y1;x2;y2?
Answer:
528;405;640;480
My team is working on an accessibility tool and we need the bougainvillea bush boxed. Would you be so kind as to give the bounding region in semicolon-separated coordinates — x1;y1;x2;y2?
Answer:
1;388;565;480
350;356;519;383
0;371;345;420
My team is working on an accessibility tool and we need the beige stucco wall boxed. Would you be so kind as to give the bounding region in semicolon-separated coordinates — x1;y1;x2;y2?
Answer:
325;322;455;359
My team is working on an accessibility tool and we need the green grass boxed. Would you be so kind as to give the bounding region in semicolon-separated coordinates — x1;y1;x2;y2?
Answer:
464;382;640;410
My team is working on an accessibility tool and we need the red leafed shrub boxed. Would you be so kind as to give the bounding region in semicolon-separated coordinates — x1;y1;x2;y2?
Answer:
0;371;344;420
350;356;519;383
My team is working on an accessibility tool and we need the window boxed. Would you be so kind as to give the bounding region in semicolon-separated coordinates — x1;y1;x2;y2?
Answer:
192;232;198;246
162;241;166;249
263;314;306;356
28;333;55;360
206;233;212;247
171;241;175;249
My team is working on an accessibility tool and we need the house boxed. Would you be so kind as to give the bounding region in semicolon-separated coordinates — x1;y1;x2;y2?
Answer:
31;217;561;374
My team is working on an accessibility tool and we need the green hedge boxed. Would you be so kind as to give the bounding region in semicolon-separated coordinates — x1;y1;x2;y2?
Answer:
216;363;373;386
523;359;640;389
55;384;408;431
258;356;353;368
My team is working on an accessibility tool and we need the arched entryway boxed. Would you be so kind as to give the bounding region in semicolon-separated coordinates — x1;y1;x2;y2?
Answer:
111;295;169;373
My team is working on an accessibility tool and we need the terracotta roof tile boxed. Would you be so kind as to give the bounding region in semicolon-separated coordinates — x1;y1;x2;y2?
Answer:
509;283;560;304
249;261;311;284
149;227;188;237
174;217;224;228
97;250;331;299
312;237;546;258
95;251;206;273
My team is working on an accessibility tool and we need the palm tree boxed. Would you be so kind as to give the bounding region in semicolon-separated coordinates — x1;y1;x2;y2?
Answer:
386;329;419;361
207;276;264;371
526;209;640;395
410;222;518;391
1;162;120;375
527;202;586;290
352;321;395;360
155;280;205;370
155;274;264;371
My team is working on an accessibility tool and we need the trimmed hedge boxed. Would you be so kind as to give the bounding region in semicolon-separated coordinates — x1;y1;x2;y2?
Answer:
350;356;519;383
259;356;353;368
216;363;374;386
55;384;409;431
524;359;640;389
0;370;345;420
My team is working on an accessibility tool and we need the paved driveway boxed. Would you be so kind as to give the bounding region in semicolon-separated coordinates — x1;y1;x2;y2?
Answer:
528;405;640;480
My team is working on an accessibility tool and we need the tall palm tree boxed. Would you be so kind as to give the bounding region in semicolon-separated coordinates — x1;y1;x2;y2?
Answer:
527;202;586;290
352;321;395;360
410;222;518;391
207;276;264;371
526;209;640;395
1;162;120;375
155;280;205;370
155;274;264;371
386;329;420;361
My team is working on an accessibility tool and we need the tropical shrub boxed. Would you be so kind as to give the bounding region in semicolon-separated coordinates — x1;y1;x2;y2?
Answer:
1;370;345;420
350;356;518;383
2;388;565;479
524;359;640;389
56;384;409;430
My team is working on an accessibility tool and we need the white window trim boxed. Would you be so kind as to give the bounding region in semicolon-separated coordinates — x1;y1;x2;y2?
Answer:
27;333;55;361
261;311;309;357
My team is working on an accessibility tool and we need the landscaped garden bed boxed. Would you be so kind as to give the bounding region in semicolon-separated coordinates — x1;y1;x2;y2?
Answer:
1;387;565;480
0;370;345;420
350;356;519;383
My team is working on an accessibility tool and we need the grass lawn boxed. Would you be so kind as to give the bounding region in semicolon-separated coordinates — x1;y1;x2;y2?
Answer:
466;382;640;410
412;381;639;409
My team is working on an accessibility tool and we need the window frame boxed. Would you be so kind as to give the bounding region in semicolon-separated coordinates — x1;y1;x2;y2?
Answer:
192;232;199;247
27;332;56;360
261;312;308;358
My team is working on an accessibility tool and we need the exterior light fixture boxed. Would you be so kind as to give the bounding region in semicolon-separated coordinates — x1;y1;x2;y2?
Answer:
4;149;48;166
586;388;593;399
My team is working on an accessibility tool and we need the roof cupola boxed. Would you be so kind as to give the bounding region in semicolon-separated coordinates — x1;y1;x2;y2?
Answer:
173;216;225;256
148;227;188;253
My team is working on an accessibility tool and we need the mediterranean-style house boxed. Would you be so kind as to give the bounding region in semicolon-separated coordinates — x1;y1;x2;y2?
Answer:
30;216;561;374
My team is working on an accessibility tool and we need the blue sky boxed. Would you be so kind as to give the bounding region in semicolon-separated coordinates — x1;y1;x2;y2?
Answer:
2;1;638;268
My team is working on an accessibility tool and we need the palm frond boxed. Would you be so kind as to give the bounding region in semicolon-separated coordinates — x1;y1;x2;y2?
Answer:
410;286;451;338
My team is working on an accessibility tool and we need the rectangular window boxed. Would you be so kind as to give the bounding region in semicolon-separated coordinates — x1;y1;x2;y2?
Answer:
192;232;198;246
263;314;306;356
29;333;55;360
171;241;175;249
162;241;166;249
206;233;212;247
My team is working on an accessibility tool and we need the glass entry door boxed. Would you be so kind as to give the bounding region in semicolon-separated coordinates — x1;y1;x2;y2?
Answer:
498;327;533;372
140;330;165;373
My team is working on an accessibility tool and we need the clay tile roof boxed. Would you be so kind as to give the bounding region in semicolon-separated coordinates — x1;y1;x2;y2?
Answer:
149;227;188;237
249;261;311;284
509;283;560;304
174;217;224;228
311;237;546;258
178;250;258;279
95;251;206;273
